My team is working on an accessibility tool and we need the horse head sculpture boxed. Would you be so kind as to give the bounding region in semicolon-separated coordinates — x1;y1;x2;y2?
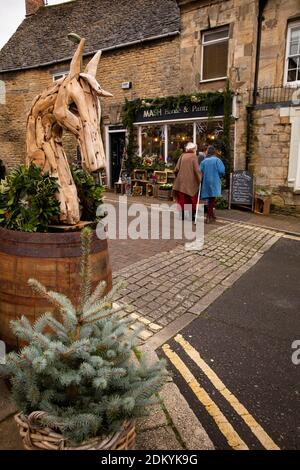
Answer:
26;38;112;225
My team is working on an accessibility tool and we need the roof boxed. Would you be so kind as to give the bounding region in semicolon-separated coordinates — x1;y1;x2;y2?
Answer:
0;0;180;73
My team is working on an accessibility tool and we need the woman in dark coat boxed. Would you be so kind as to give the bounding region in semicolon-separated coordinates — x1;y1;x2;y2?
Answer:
173;142;202;221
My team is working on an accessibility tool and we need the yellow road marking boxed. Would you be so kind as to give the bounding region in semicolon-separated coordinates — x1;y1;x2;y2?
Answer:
174;334;280;450
162;343;249;450
283;234;300;241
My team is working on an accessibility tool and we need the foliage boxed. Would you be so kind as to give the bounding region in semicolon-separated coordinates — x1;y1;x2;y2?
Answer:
159;184;173;190
1;228;167;445
222;81;233;188
171;149;182;165
71;166;104;221
0;164;60;232
122;99;137;172
215;196;229;210
246;104;254;169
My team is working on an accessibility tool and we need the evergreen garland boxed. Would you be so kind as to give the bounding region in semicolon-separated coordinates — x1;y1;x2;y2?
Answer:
1;228;167;444
222;82;233;188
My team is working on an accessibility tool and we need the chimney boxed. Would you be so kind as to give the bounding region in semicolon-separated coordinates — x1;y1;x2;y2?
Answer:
25;0;45;16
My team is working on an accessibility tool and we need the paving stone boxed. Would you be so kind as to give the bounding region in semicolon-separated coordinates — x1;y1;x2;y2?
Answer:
138;330;153;341
129;312;140;320
139;317;151;325
149;323;163;332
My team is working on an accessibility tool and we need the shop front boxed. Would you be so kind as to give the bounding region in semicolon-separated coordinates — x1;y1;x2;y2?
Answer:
105;92;232;189
134;98;227;165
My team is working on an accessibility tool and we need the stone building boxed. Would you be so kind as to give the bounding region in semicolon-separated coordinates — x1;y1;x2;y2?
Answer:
177;0;300;213
0;0;300;213
0;0;181;184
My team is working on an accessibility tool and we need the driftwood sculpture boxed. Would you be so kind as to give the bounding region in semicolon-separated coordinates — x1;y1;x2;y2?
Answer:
26;38;112;225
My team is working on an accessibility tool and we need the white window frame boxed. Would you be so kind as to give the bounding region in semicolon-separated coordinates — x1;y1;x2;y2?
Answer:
200;26;229;83
284;21;300;87
136;117;225;162
52;71;69;82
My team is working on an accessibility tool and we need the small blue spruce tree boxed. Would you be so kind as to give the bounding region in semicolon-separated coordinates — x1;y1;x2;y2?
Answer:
2;228;167;444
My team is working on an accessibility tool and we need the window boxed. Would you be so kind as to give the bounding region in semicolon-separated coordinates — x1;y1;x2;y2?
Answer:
201;27;229;82
141;125;166;160
52;71;68;82
167;123;193;161
285;21;300;86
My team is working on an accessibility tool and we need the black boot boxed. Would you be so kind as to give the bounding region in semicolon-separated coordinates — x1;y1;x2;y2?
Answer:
192;210;196;222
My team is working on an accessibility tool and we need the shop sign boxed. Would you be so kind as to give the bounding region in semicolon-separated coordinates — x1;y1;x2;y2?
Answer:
134;100;225;123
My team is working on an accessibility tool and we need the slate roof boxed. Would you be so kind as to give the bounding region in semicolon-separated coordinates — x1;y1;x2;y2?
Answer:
0;0;180;72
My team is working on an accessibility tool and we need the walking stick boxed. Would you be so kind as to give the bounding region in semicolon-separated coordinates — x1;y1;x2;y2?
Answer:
194;182;202;224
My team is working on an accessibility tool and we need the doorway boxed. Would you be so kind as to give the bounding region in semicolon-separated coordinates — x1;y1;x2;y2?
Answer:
109;131;126;186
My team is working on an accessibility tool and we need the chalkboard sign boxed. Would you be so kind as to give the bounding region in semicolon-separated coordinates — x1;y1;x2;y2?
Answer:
230;171;254;209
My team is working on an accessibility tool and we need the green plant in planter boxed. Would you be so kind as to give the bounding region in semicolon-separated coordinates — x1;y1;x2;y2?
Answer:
1;228;167;445
0;164;60;232
159;184;173;190
215;196;228;210
71;166;104;221
171;149;182;165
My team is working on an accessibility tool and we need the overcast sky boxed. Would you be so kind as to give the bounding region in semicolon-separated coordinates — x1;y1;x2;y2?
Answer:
0;0;72;49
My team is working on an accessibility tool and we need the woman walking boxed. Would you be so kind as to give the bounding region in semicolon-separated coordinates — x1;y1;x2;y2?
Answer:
200;145;225;223
173;142;201;221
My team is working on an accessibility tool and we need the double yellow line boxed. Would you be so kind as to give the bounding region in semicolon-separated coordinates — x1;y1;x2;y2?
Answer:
162;335;280;450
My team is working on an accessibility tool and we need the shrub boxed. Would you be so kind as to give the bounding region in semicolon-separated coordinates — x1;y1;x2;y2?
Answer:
71;166;104;221
0;164;60;232
215;196;228;210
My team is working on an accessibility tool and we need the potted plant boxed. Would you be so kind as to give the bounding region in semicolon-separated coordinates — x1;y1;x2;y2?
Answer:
0;228;167;450
158;184;173;201
0;164;111;349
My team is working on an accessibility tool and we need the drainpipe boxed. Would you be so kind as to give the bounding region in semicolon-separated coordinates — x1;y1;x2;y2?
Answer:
246;0;267;169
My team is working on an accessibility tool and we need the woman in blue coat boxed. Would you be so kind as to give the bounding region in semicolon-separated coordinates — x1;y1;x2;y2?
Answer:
200;145;225;223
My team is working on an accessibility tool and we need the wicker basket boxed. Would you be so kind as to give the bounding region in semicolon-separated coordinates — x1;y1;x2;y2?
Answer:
15;412;136;450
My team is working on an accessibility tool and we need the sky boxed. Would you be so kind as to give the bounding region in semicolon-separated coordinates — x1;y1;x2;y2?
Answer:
0;0;72;49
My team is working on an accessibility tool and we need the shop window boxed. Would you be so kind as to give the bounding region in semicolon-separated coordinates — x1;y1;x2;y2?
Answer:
141;125;165;161
167;123;193;163
285;21;300;86
195;120;224;154
52;71;68;82
201;27;229;81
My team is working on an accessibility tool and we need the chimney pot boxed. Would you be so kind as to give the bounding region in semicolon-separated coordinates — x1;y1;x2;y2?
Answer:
25;0;45;16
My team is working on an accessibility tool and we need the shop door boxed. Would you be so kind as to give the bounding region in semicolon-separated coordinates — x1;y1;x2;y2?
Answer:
110;132;126;185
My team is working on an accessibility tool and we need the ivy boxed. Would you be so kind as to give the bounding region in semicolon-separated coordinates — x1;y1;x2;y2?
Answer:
222;81;233;188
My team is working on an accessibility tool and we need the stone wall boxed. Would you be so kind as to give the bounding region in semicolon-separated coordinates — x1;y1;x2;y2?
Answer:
0;37;181;170
251;106;300;213
177;0;259;171
258;0;300;88
251;107;291;187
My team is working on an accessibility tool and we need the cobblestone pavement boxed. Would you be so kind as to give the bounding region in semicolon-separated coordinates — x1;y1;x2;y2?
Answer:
113;222;282;342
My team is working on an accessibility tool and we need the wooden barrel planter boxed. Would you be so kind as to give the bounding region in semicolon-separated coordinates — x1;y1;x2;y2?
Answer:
0;227;112;349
